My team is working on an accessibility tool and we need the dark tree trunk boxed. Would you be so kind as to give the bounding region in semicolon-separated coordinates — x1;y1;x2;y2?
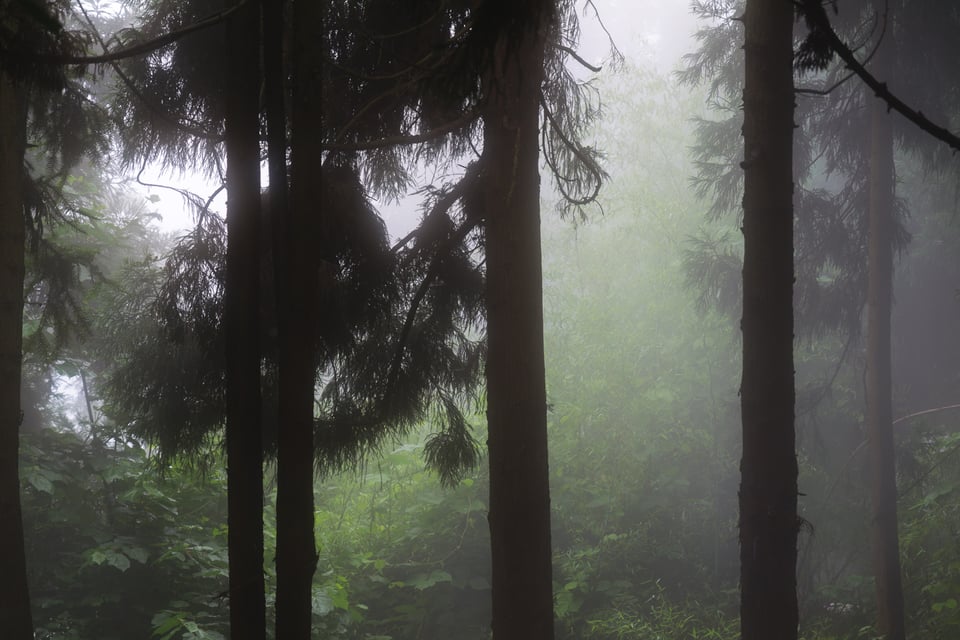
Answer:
866;19;906;639
0;69;34;640
224;1;265;638
482;3;555;638
738;0;798;638
275;0;319;636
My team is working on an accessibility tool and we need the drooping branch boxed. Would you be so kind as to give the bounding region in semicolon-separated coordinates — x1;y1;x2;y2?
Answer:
1;1;244;66
317;174;482;440
313;220;482;459
795;3;883;97
390;163;481;253
322;17;476;152
796;0;960;152
74;0;222;141
554;43;601;73
383;214;480;403
539;92;604;206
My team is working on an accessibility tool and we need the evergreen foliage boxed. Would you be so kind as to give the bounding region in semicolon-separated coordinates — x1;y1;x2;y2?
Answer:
7;2;960;638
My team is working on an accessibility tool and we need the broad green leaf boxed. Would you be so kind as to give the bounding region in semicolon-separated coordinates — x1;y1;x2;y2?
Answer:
151;612;181;638
26;472;53;494
409;570;452;590
105;550;131;572
125;546;149;564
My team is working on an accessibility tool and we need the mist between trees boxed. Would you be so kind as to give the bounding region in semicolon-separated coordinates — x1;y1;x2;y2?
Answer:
2;1;960;639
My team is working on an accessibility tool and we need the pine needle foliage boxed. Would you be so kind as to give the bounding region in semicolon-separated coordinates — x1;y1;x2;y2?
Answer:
323;0;610;210
0;0;119;372
678;0;900;340
97;216;226;463
108;0;226;174
98;161;486;482
94;0;611;484
683;0;960;340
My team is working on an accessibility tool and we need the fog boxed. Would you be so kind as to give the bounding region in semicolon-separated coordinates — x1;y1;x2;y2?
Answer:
8;1;960;639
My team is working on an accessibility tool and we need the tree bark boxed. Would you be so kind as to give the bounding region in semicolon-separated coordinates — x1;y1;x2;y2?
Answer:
738;0;798;638
0;69;34;640
482;3;555;638
224;0;265;637
866;16;906;639
276;0;319;636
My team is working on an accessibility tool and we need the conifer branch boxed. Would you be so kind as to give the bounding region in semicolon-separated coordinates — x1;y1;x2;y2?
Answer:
384;216;480;405
554;44;601;73
2;1;245;65
796;0;960;152
539;92;604;206
321;110;480;151
390;164;481;253
74;0;222;141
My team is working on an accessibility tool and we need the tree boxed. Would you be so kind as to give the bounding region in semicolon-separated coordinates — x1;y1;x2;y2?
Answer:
0;64;34;640
795;1;960;634
317;5;606;637
223;0;265;636
688;0;960;633
96;8;489;636
481;1;555;636
866;43;906;636
738;0;798;637
864;4;905;637
73;6;603;638
1;2;114;634
276;0;320;635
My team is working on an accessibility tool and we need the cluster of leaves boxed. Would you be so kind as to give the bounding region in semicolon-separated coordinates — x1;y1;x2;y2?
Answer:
30;410;960;640
23;421;368;640
22;427;231;640
307;436;492;639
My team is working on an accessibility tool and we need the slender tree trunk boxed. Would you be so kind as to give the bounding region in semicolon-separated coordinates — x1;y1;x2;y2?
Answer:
866;19;906;639
0;69;34;640
739;0;798;638
224;1;265;637
276;0;319;635
482;3;555;638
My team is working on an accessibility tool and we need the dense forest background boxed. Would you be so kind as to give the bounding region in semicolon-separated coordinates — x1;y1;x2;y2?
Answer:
2;0;960;639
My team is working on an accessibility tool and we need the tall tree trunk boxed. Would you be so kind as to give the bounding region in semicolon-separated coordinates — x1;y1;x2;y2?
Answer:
738;0;798;638
0;69;34;640
224;1;265;637
866;17;906;639
276;0;319;636
482;3;555;638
